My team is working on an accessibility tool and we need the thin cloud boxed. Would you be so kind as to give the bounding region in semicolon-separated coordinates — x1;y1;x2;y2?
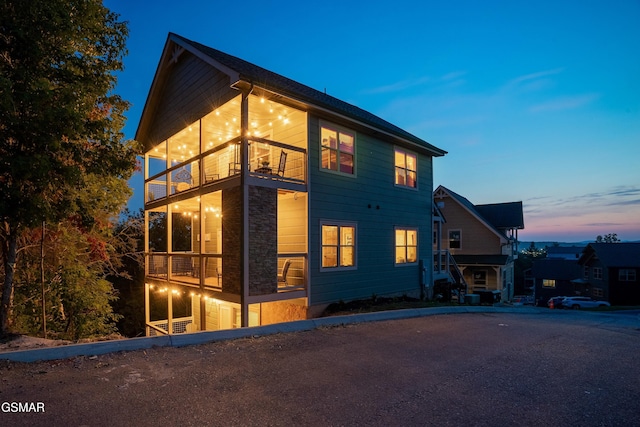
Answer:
507;68;565;87
441;71;467;81
363;71;466;95
363;76;432;94
529;93;599;112
609;198;640;206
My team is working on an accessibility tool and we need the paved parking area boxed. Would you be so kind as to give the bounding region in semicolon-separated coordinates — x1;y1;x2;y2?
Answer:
1;309;639;426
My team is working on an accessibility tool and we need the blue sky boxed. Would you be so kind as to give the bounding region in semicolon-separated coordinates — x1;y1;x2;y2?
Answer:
105;0;640;242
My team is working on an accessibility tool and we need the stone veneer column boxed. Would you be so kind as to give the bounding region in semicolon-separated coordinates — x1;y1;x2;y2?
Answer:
222;186;242;295
248;185;278;295
222;185;278;296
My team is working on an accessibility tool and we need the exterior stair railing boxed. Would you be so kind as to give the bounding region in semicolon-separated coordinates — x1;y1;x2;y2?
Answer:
434;250;469;294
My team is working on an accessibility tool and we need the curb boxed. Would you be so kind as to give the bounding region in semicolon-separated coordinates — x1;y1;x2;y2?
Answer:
0;306;544;363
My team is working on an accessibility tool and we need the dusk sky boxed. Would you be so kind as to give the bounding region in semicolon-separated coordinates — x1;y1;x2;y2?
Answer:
104;0;640;243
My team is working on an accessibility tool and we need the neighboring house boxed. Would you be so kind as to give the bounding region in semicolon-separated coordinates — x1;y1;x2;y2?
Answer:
546;246;584;260
531;258;582;306
577;243;640;305
137;33;446;335
433;186;524;301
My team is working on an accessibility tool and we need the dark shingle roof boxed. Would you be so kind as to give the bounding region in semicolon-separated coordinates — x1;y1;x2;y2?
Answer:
436;186;524;237
532;258;581;280
170;33;446;156
580;243;640;267
475;202;524;229
453;254;509;266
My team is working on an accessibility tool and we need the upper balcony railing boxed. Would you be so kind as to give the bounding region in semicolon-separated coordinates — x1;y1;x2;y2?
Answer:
146;136;306;204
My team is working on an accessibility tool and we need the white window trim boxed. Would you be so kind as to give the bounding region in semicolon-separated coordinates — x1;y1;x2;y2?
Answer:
593;267;603;280
619;268;636;282
394;147;418;190
395;227;418;266
319;120;357;178
320;221;357;272
449;229;462;250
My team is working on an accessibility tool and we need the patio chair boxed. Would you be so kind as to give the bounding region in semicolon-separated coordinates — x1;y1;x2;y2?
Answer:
228;162;242;176
277;259;291;287
276;150;287;177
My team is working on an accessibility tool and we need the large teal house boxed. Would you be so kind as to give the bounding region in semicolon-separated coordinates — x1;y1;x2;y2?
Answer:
138;33;447;335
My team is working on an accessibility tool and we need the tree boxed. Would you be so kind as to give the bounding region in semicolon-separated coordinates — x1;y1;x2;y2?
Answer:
514;242;546;295
0;1;139;336
596;233;620;243
10;175;140;339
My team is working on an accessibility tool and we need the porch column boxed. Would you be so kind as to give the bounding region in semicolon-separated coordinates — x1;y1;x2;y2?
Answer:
167;289;173;335
240;87;250;327
144;283;150;336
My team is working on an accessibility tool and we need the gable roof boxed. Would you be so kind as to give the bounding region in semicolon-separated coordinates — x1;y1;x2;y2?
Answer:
137;33;446;157
434;185;524;239
475;202;524;230
579;243;640;267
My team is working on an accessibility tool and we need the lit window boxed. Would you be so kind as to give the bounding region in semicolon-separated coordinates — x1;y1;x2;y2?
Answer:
543;279;556;288
321;223;356;270
449;230;461;249
321;123;355;175
619;269;636;282
396;228;417;264
395;149;417;188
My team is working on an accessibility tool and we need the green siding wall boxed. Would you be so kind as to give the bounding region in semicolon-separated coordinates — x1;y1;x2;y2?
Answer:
307;116;434;306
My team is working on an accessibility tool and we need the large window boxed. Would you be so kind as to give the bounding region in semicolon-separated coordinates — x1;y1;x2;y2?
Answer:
321;223;356;270
543;279;556;288
395;228;417;264
320;122;355;175
619;269;637;282
449;230;461;249
395;149;417;188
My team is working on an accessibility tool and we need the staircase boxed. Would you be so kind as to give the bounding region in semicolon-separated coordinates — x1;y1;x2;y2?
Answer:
433;250;468;294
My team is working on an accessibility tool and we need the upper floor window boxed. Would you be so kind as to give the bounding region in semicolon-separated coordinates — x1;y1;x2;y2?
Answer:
449;230;461;249
395;149;417;188
320;122;355;175
321;222;356;270
395;228;417;264
583;266;589;280
593;267;603;280
619;269;636;282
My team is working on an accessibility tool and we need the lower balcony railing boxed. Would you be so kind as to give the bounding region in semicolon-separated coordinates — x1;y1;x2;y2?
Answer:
146;253;307;294
147;316;194;336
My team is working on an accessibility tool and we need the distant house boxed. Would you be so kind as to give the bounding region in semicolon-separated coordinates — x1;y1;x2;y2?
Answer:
137;33;447;335
531;258;582;306
577;243;640;305
433;186;524;301
546;246;584;260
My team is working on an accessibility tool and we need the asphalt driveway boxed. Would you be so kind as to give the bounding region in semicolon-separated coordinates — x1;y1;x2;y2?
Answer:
1;309;639;426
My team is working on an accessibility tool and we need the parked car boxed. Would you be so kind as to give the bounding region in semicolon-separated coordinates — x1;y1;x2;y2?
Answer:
512;295;534;306
547;296;569;309
561;296;611;309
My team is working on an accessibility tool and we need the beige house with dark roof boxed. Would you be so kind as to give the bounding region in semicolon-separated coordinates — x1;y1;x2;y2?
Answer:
433;185;524;301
